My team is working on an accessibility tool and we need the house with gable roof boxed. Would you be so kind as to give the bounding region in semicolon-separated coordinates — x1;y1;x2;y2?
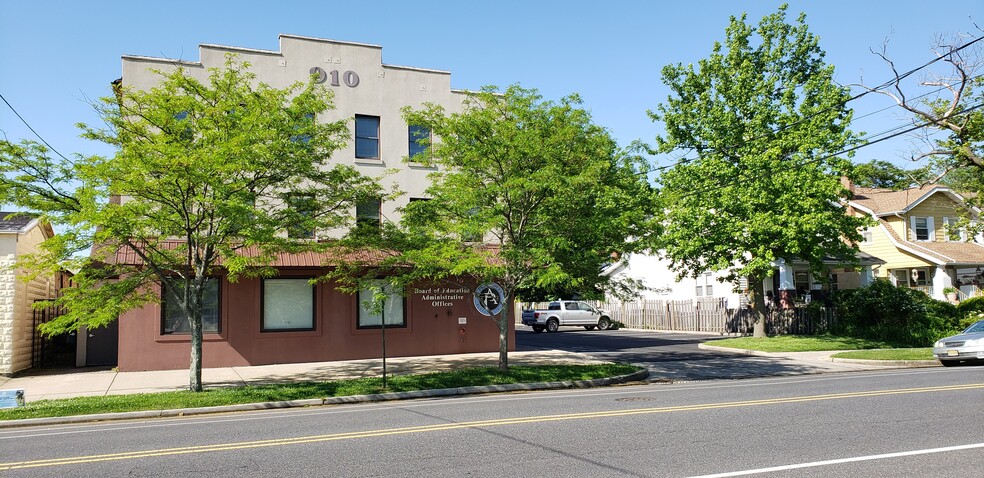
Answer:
846;181;984;300
0;212;57;375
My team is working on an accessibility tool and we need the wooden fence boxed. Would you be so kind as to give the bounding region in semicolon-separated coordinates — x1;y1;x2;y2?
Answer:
585;299;836;335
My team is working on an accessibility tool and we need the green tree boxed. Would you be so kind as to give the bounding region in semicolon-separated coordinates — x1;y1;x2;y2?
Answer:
649;5;869;337
333;85;655;370
850;159;928;190
0;57;380;391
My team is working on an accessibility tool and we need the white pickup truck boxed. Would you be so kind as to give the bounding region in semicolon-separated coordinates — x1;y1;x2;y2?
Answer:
521;301;613;333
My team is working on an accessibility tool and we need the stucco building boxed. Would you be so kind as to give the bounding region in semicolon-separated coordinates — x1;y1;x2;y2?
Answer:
107;35;512;371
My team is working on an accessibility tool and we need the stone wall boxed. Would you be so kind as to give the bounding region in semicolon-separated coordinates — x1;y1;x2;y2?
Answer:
0;253;15;375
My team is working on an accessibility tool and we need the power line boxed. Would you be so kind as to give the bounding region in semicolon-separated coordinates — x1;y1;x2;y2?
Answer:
0;92;72;162
644;34;984;176
667;101;984;201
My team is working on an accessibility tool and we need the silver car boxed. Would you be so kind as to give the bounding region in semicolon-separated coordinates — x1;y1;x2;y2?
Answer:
933;320;984;366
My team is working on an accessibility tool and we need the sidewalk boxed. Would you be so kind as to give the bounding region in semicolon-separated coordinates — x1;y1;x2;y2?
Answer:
0;350;607;403
697;344;941;368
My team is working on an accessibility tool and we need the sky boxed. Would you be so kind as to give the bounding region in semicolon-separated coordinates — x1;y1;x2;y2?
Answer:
2;0;982;204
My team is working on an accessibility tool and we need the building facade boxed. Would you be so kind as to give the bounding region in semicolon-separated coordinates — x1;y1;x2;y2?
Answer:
0;213;57;375
112;35;511;371
847;183;984;300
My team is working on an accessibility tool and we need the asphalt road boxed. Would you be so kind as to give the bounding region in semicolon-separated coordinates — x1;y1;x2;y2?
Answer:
2;366;982;477
515;327;857;380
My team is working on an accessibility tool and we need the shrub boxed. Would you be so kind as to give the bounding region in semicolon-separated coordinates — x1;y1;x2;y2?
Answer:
832;279;961;346
956;296;984;330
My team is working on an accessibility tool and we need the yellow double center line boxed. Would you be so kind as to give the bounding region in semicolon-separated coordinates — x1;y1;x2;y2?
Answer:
3;382;982;471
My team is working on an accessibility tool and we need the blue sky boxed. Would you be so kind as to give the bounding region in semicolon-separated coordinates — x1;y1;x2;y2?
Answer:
1;0;982;197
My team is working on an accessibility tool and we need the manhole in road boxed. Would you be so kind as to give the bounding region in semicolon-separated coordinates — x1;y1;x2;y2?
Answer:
615;397;654;402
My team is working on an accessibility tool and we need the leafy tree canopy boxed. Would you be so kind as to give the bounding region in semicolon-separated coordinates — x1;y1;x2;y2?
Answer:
648;5;870;336
332;85;656;369
849;159;929;190
0;56;380;390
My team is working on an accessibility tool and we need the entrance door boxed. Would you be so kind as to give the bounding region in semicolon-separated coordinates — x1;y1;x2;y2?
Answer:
85;321;119;366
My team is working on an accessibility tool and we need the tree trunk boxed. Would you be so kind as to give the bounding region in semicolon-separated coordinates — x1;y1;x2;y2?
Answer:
750;274;767;338
188;283;204;392
497;299;510;371
189;317;203;392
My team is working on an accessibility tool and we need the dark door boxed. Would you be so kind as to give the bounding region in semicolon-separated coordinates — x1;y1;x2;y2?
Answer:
85;321;118;366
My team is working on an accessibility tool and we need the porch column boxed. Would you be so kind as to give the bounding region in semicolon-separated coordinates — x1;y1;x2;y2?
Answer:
933;265;952;300
860;266;873;286
777;259;795;309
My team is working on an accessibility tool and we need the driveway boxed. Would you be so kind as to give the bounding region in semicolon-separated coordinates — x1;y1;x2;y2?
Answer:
514;327;907;381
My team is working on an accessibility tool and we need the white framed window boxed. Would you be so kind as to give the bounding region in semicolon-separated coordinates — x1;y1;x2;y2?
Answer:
943;217;967;241
355;115;380;159
893;268;930;288
695;272;713;297
910;216;934;241
357;282;405;328
860;227;873;244
262;278;315;331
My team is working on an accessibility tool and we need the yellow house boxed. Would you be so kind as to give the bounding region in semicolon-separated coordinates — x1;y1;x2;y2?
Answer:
847;184;984;300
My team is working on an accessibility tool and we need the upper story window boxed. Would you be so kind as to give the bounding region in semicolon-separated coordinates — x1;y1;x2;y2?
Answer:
911;216;934;241
943;216;967;241
162;278;220;335
695;272;713;297
291;113;315;143
355;115;380;159
408;125;430;159
287;194;316;239
356;198;382;229
860;227;873;244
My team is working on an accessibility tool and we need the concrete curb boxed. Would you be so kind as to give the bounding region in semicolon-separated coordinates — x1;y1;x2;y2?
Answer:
0;369;649;429
829;357;940;367
698;343;941;367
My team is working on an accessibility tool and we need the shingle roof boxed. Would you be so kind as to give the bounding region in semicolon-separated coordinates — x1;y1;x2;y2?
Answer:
107;240;399;267
0;212;36;233
850;185;951;215
876;218;984;265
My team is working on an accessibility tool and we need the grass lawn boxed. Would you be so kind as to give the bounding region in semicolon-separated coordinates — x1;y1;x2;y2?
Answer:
830;348;934;361
0;363;640;421
706;335;906;353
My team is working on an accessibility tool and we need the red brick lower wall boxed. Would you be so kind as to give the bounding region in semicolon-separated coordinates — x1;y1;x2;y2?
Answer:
116;271;514;371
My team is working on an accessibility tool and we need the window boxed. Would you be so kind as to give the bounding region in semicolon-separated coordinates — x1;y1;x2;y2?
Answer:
943;217;967;241
861;227;873;243
355;115;380;159
357;282;405;328
695;272;713;297
162;278;220;334
893;268;930;288
408;125;430;158
262;278;315;331
357;198;381;229
291;113;315;143
911;216;933;241
287;194;316;239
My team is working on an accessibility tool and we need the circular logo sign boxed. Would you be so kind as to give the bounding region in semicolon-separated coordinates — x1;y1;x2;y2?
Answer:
474;283;505;316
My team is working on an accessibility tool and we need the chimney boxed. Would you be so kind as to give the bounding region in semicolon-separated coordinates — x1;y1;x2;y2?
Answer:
840;176;855;197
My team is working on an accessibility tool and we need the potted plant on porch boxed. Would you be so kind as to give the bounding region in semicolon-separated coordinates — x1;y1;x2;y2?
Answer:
943;286;960;303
